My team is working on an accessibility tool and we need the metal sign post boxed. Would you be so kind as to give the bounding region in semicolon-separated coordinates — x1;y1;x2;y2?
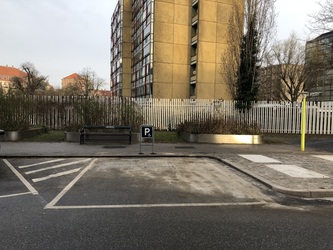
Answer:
139;125;154;154
0;129;5;153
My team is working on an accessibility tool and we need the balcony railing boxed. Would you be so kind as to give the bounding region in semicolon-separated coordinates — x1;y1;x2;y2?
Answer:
192;15;198;25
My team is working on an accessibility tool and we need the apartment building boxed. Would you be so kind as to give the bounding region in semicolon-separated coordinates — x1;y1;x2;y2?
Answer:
62;73;82;89
305;31;333;101
0;65;25;94
110;0;244;99
258;64;304;102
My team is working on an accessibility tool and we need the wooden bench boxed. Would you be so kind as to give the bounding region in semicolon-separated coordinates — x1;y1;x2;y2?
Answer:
80;125;131;144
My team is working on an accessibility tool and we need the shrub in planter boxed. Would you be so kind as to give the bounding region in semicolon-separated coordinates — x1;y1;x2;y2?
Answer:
176;117;261;135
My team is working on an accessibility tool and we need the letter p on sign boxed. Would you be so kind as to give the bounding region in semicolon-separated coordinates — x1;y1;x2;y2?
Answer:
141;125;153;138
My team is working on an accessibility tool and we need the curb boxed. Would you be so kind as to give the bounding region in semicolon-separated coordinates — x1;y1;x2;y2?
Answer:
221;159;333;198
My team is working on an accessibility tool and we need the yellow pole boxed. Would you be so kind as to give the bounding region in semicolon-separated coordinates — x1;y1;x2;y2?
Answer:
301;96;306;152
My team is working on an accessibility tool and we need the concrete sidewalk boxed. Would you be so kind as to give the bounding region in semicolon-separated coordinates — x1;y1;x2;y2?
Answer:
1;141;333;198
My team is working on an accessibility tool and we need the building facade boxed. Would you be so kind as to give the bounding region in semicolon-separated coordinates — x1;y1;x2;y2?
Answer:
305;31;333;101
62;73;82;89
257;65;282;101
0;65;25;94
110;0;244;99
258;64;304;102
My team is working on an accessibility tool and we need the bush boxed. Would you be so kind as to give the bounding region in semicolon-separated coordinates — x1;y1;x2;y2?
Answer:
0;95;31;131
72;97;143;132
176;117;261;135
74;98;106;126
111;100;143;132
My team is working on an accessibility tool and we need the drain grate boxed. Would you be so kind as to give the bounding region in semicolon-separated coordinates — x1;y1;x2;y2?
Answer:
175;146;196;149
103;145;126;149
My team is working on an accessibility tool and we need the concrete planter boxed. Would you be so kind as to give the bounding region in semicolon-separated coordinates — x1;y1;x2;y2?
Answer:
0;128;46;141
180;133;262;144
64;132;80;142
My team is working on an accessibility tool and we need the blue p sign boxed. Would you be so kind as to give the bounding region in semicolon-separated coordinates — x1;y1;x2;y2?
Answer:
141;126;153;138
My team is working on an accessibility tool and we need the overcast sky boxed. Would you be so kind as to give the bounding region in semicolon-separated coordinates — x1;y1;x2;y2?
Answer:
1;0;320;89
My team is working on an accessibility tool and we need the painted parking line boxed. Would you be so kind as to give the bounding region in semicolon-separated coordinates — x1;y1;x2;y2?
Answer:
46;202;267;210
45;159;97;209
239;154;281;163
265;164;329;178
25;158;91;175
32;168;82;183
313;155;333;162
18;159;65;169
0;192;32;199
2;159;38;195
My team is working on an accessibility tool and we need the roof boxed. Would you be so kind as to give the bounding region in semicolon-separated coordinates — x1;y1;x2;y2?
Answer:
62;73;82;80
308;30;333;43
0;65;25;77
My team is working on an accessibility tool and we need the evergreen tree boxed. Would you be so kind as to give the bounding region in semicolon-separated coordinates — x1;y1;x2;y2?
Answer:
236;17;260;110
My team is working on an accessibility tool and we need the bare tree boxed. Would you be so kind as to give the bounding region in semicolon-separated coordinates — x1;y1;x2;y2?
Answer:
10;62;48;95
244;0;277;65
266;33;305;102
63;68;105;96
221;2;243;99
222;0;277;99
308;0;333;33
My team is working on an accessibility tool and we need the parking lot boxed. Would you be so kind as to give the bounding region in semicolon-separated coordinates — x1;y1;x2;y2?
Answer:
1;157;270;209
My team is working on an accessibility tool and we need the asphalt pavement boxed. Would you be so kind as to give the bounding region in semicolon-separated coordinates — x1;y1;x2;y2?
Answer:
1;139;333;198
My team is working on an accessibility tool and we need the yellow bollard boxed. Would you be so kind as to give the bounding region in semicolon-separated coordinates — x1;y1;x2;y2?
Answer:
301;96;306;152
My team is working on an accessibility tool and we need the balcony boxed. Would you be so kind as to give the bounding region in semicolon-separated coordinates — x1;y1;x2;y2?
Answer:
191;15;198;25
191;55;197;64
191;35;197;44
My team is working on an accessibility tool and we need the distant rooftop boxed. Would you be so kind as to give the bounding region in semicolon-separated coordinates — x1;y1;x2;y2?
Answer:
62;73;81;80
308;30;333;43
0;65;25;77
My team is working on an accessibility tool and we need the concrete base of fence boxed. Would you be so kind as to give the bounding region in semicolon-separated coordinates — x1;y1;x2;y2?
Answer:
0;128;46;141
180;133;262;144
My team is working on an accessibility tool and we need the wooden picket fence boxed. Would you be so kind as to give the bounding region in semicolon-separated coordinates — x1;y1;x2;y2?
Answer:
1;95;333;134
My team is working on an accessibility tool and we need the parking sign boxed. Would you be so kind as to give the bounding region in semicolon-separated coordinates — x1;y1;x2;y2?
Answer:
140;125;154;154
141;125;153;138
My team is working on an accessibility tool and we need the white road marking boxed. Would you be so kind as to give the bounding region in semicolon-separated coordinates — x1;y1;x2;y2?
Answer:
19;159;65;169
239;154;281;163
265;164;329;178
45;201;267;210
0;192;32;199
32;168;82;183
44;158;97;209
25;158;91;175
313;155;333;162
2;159;38;195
